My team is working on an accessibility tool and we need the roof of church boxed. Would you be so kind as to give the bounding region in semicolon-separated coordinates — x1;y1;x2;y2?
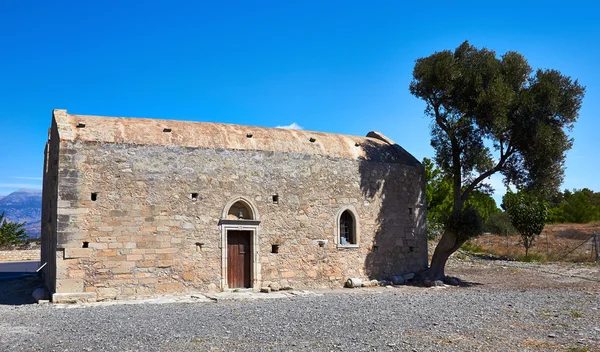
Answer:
51;109;420;165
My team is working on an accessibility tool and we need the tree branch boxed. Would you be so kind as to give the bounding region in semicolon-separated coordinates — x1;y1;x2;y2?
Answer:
460;146;515;202
432;103;450;134
451;137;463;213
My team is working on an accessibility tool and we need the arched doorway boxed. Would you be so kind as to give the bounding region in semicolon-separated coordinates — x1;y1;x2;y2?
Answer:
219;197;260;290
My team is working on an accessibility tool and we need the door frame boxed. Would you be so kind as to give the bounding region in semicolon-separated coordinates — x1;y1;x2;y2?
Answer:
220;222;260;291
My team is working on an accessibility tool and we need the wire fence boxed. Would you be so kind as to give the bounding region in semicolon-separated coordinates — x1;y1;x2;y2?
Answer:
553;232;598;262
473;228;599;263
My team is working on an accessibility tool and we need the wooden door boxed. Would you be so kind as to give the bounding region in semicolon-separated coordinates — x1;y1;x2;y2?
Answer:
227;231;251;288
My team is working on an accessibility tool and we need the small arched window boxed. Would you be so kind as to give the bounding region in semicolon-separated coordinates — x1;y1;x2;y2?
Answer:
227;201;254;220
339;210;356;245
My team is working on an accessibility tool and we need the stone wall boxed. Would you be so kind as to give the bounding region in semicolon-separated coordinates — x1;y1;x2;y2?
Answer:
0;250;40;262
48;138;426;302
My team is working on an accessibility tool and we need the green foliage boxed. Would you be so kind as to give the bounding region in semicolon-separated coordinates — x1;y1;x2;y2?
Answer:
485;212;516;235
423;157;501;239
460;241;484;253
0;212;28;247
423;157;453;238
464;190;501;223
547;188;600;223
446;206;484;242
504;192;548;255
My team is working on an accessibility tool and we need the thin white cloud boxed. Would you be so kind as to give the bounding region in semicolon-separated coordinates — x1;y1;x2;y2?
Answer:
275;122;303;130
13;176;43;180
0;183;42;189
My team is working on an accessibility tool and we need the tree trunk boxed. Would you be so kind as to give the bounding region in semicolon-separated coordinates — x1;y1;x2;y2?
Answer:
428;230;465;280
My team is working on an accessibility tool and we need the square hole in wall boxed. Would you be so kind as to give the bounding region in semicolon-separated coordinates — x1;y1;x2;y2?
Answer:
408;207;413;215
272;194;279;204
91;193;98;201
191;193;199;201
82;241;89;248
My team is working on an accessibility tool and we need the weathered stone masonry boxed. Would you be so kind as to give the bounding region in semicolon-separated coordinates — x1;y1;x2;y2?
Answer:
41;109;427;302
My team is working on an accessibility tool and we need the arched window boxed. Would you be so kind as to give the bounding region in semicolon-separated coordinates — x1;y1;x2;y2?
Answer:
339;210;356;245
226;201;254;220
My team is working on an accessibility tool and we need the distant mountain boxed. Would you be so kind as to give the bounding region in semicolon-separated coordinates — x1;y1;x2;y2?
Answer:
0;189;42;238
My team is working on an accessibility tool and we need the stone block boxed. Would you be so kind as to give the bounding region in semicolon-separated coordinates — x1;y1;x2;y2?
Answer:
88;242;108;249
57;200;71;208
52;292;97;304
98;236;118;243
157;260;173;267
138;260;155;268
123;242;137;248
57;207;89;215
68;270;86;279
155;282;184;294
281;271;296;278
56;279;84;293
112;267;132;274
97;249;117;257
96;287;120;300
135;286;153;295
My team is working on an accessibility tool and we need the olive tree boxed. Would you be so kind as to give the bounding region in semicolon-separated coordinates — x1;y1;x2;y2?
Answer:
410;41;585;280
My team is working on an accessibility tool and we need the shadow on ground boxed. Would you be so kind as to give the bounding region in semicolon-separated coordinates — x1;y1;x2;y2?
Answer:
462;251;517;262
0;275;44;305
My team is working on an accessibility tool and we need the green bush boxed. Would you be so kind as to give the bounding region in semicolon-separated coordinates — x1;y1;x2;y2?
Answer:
460;241;484;253
515;252;547;263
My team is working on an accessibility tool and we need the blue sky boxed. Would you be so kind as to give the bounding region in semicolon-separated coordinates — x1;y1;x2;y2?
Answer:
0;1;598;206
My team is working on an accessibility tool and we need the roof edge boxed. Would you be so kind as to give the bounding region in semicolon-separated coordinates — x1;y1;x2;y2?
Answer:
366;131;421;167
50;109;420;164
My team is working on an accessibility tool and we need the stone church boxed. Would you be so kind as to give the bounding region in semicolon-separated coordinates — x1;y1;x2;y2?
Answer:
41;109;427;302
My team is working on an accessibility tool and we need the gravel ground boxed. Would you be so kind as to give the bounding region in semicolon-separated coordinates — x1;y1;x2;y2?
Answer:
1;257;599;352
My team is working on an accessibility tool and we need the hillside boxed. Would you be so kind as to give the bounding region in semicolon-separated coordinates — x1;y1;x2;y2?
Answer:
0;189;42;238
